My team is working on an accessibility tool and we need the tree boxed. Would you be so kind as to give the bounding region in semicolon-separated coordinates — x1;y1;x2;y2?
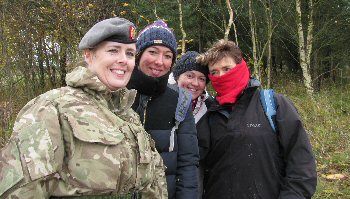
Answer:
296;0;314;95
177;0;186;55
224;0;234;40
248;0;260;79
265;0;273;88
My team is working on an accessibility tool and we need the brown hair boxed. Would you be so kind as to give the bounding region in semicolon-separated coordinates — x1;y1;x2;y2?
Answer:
196;39;242;66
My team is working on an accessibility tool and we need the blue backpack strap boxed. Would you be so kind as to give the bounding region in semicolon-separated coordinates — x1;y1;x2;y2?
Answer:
169;86;192;152
260;89;277;133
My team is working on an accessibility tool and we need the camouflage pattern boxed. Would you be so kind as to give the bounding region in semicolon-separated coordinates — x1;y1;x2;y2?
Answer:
0;66;167;199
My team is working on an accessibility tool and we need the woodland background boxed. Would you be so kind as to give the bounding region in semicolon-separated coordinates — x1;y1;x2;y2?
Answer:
0;0;349;198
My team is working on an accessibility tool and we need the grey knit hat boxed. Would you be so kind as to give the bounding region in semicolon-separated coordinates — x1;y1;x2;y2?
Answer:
173;51;209;83
136;20;177;64
79;17;137;50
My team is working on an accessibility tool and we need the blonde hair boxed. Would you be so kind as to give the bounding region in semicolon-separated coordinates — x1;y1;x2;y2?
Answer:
197;39;242;66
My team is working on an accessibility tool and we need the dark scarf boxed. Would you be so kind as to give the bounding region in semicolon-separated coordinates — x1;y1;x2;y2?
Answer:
209;59;250;106
127;66;170;97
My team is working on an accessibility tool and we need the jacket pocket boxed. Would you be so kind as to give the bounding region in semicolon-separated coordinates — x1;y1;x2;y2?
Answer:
17;122;57;181
66;114;126;190
127;124;153;164
0;141;24;196
126;124;158;189
67;114;124;145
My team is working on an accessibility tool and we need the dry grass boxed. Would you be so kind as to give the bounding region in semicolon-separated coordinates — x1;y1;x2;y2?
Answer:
274;74;350;198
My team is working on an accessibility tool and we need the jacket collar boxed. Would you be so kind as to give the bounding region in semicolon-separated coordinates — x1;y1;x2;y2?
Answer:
65;66;136;114
127;66;170;97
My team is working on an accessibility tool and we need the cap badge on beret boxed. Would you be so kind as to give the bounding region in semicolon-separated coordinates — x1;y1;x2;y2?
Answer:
129;26;137;41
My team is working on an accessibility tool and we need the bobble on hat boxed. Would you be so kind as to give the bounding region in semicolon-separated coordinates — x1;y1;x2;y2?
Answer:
136;20;177;64
173;51;209;83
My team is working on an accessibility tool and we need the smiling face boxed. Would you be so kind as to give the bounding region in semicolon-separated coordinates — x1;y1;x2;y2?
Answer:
208;56;237;77
84;41;136;91
138;45;174;77
177;70;207;100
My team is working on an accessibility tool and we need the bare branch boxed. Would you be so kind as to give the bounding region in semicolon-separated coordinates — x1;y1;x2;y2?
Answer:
196;7;223;32
224;0;234;40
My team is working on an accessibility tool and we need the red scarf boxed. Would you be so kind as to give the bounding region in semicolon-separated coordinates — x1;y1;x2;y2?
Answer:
209;59;250;105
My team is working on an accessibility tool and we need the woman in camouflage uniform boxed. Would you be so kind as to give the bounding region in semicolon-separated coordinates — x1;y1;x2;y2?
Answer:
0;17;167;199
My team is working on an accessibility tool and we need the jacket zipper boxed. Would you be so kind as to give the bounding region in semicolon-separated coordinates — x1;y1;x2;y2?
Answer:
142;97;151;126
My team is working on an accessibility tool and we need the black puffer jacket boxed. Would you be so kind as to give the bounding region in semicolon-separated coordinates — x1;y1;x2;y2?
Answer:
127;68;199;199
193;95;214;199
195;96;214;161
200;79;317;199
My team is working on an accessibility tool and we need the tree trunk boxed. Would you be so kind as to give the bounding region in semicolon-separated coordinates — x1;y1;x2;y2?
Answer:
266;0;272;88
37;38;45;92
224;0;233;40
198;22;203;52
29;39;38;96
313;50;321;92
331;56;335;82
233;17;239;46
45;48;54;89
296;0;314;95
0;18;5;66
59;43;67;86
177;0;186;55
198;0;203;52
248;0;260;80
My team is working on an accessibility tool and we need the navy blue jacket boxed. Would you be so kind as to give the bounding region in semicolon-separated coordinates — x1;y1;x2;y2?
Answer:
200;80;317;199
128;68;199;199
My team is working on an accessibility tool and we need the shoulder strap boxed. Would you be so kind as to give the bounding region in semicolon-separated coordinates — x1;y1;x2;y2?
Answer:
260;89;277;133
166;84;192;122
169;87;192;152
175;87;192;123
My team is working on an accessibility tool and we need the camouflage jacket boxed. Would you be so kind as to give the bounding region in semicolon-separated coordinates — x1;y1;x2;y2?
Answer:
0;66;167;199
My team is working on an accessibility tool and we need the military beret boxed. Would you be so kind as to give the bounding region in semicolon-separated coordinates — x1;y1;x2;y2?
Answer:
79;17;137;50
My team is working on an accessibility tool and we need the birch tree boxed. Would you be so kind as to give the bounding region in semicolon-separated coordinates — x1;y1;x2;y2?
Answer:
177;0;186;55
265;0;273;87
296;0;314;95
248;0;260;80
196;0;239;43
247;0;288;87
224;0;234;40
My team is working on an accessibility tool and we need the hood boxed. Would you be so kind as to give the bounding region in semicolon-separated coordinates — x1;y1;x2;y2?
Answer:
66;66;136;114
